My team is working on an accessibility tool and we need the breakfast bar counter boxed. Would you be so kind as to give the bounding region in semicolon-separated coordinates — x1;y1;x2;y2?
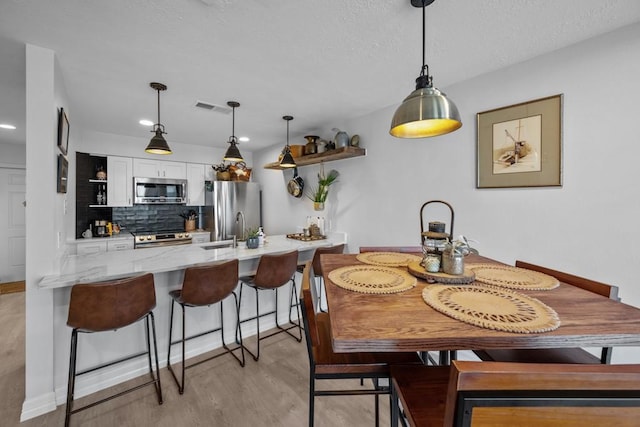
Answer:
32;233;346;417
39;233;346;289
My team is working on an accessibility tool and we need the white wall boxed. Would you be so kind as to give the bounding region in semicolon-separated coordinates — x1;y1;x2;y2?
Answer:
255;22;640;364
0;142;26;167
23;44;62;420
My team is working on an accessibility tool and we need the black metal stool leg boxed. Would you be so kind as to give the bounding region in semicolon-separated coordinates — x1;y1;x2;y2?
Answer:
148;312;163;403
65;329;79;427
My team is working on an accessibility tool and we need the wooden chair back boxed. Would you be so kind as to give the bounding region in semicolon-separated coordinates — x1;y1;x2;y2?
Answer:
300;262;321;355
444;361;640;426
312;244;345;276
515;260;619;300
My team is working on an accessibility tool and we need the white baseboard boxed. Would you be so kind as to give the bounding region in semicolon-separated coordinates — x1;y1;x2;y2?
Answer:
20;391;57;422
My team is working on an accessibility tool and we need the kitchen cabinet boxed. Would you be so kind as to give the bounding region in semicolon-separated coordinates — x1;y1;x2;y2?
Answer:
186;163;206;206
76;240;107;255
263;146;366;170
133;158;186;179
107;239;134;251
76;235;133;255
107;156;133;207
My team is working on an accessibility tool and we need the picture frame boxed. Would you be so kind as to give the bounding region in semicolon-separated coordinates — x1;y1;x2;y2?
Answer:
57;154;68;193
476;94;562;188
57;107;69;156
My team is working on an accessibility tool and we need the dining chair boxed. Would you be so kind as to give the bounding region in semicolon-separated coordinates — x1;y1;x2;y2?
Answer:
296;243;345;312
65;273;163;427
473;260;620;365
300;261;422;427
167;259;245;394
237;250;302;361
391;361;640;427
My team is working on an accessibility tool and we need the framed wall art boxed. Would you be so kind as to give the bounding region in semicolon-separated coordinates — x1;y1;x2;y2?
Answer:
476;94;562;188
57;107;69;156
57;154;68;193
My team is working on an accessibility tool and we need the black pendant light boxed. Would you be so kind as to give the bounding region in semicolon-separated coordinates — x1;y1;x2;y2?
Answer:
279;115;296;168
145;82;173;154
390;0;462;138
223;101;244;162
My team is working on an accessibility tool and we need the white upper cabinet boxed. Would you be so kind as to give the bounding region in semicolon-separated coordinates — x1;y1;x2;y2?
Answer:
186;163;206;206
133;158;186;179
107;156;133;207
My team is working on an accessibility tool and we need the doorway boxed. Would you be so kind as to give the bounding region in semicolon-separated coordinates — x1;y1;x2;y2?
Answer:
0;167;26;291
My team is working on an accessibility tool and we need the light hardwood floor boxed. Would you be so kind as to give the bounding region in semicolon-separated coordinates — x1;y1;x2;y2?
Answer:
2;292;389;426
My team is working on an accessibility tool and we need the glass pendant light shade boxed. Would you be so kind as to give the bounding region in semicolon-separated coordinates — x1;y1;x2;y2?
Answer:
145;82;172;154
279;115;297;168
390;86;461;138
223;101;243;162
390;0;462;138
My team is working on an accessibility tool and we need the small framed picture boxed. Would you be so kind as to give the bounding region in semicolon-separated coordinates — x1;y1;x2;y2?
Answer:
477;94;562;188
57;154;68;193
57;107;69;156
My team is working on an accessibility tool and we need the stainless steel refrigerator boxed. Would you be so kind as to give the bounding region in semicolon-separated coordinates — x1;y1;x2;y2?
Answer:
204;181;262;241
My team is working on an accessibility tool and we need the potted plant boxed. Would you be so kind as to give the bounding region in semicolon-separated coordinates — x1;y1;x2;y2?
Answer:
305;168;339;211
442;236;477;275
212;163;231;181
245;227;260;249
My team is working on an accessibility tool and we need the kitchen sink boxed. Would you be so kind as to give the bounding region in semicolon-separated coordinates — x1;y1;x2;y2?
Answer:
200;240;235;250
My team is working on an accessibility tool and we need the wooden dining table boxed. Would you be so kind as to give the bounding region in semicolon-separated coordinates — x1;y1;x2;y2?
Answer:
322;253;640;354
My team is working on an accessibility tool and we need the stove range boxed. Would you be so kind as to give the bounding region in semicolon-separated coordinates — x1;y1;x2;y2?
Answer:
133;230;192;249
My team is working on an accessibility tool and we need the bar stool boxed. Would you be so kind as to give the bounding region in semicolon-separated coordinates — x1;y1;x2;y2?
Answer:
296;244;345;312
167;259;245;394
65;273;162;427
237;250;302;361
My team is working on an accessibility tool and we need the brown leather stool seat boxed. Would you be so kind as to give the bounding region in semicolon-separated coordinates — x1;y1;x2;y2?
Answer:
167;259;244;394
237;250;302;361
65;273;162;427
296;244;345;312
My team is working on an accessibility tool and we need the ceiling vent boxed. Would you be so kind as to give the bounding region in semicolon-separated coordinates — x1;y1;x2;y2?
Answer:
194;101;232;114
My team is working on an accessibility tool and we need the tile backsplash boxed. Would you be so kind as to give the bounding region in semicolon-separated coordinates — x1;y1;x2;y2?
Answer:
112;205;202;233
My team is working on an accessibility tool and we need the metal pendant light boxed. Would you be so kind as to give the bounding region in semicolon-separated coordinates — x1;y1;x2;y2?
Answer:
223;101;244;162
145;82;173;154
390;0;462;138
279;115;296;168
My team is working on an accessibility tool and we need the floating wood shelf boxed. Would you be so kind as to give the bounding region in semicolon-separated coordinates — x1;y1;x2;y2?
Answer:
263;146;366;170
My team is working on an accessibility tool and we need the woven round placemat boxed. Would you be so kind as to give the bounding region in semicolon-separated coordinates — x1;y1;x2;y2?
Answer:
422;284;560;333
356;252;422;267
328;265;417;294
465;263;559;291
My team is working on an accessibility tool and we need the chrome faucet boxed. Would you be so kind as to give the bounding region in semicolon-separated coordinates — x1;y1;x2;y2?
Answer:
235;211;246;241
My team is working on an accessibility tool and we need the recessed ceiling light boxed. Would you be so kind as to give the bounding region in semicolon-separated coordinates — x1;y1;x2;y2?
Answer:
239;136;250;142
139;119;154;126
0;124;17;130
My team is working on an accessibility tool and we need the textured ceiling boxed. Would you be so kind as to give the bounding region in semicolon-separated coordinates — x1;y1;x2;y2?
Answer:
1;0;640;151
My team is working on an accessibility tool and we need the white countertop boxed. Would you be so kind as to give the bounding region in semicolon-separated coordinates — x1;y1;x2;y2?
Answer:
40;233;346;289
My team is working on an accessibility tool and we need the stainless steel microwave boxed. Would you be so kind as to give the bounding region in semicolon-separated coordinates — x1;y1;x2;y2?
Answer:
133;177;187;205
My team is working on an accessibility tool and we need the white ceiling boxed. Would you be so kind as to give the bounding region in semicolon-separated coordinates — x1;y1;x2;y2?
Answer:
1;0;640;151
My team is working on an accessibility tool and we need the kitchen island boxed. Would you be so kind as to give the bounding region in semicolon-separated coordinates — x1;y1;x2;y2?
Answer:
32;233;346;417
